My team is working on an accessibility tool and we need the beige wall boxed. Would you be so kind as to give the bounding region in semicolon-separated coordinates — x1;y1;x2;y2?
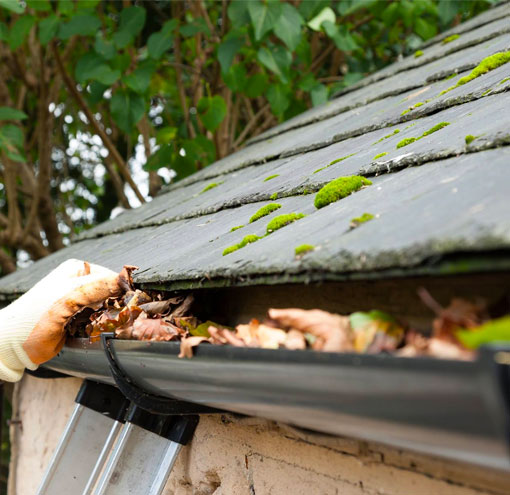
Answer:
9;375;510;495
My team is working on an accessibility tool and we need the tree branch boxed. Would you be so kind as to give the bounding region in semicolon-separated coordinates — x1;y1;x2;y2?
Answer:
52;42;146;204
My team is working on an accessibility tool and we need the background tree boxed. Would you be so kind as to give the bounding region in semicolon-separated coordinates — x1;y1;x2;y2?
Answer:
0;0;495;274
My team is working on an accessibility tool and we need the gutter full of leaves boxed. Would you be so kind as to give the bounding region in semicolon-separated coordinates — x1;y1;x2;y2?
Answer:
65;266;510;361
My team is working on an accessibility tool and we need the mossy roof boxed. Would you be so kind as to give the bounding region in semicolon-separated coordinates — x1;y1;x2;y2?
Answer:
1;3;510;296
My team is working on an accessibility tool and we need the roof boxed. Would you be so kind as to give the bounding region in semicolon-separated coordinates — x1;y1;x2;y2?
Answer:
1;2;510;296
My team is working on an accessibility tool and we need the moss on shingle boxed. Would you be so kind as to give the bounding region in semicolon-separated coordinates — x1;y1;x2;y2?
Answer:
414;50;424;58
350;212;374;227
201;182;222;193
295;244;315;257
314;176;372;209
264;174;279;182
442;34;459;44
440;51;510;95
249;203;282;223
266;213;305;233
269;192;278;200
222;234;262;256
421;121;450;137
230;225;244;232
396;137;417;149
465;134;476;145
373;152;388;160
314;153;356;174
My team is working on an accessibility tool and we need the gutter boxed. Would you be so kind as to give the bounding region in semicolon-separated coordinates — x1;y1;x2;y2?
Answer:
44;338;510;471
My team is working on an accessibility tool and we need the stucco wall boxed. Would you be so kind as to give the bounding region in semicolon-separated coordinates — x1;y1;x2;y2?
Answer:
9;375;510;495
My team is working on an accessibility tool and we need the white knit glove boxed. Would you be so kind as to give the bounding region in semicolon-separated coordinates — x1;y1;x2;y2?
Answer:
0;259;121;382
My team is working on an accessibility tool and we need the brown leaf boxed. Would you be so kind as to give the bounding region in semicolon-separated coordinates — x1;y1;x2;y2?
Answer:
268;308;353;352
171;294;194;318
179;336;209;358
131;312;180;341
124;289;152;307
138;299;173;316
209;326;246;346
118;265;138;292
418;289;487;342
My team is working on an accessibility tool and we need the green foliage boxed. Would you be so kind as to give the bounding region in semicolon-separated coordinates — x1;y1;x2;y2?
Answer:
249;203;282;223
456;317;510;349
295;244;315;256
266;213;305;233
314;176;372;209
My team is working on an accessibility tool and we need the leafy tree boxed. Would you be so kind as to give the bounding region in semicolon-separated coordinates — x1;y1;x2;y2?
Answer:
0;0;495;274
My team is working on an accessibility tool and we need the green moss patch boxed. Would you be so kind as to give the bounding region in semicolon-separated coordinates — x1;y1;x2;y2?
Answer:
401;102;424;116
314;176;372;209
396;137;417;149
440;51;510;95
269;192;278;200
313;153;356;174
264;174;279;182
266;213;305;233
499;77;510;85
223;234;262;256
230;225;244;232
249;203;282;223
396;122;450;149
442;34;459;44
295;244;315;257
372;129;400;145
201;181;222;193
373;152;387;160
350;212;374;227
465;134;476;145
414;50;423;58
421;121;450;137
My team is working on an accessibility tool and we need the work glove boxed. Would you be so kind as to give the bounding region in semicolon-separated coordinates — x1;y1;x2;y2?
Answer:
0;259;122;382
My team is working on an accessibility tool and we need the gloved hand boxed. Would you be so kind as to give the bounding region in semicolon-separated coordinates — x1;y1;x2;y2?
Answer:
0;259;122;382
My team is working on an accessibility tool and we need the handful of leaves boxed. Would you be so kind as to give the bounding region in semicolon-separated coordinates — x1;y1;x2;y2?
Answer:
65;266;509;361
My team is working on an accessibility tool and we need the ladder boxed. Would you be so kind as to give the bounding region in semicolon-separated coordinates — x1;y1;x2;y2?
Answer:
36;379;200;495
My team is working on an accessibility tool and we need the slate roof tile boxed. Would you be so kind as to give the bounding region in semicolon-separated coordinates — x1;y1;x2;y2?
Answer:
1;5;509;295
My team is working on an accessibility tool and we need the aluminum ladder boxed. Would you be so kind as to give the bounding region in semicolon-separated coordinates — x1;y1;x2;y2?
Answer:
36;379;199;495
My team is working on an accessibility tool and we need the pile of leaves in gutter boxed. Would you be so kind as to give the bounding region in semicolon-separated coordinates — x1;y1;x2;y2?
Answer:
65;266;509;361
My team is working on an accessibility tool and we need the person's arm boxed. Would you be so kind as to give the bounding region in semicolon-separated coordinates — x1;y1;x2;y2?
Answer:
0;259;121;382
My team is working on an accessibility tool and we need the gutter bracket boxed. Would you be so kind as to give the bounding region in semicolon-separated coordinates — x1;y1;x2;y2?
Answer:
100;332;223;416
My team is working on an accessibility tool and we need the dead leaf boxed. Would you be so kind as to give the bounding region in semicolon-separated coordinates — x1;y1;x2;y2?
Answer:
209;326;246;346
418;289;487;343
179;336;209;358
427;338;475;361
118;265;138;292
131;312;180;341
171;294;194;318
268;308;353;352
139;299;173;316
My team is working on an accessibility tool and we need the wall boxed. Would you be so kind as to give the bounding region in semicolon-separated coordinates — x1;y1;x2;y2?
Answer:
9;375;510;495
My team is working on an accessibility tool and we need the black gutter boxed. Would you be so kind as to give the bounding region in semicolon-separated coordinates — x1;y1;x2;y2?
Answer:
45;339;510;471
